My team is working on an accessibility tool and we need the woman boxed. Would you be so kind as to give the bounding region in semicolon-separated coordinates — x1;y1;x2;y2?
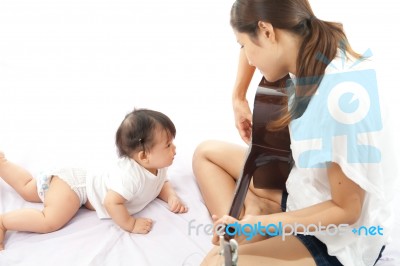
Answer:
192;0;393;265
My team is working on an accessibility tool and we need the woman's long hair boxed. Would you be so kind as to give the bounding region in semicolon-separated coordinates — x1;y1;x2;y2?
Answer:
231;0;360;128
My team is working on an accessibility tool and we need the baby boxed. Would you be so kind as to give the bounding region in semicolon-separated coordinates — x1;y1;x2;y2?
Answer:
0;108;187;250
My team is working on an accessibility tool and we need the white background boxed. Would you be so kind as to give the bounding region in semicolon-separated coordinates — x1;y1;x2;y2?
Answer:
0;0;399;264
0;0;399;172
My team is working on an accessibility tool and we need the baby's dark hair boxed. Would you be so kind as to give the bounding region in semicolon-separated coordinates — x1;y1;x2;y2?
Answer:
115;108;176;157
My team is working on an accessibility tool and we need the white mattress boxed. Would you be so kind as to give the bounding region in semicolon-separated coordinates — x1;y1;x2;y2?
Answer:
1;150;399;266
0;0;399;265
0;160;214;266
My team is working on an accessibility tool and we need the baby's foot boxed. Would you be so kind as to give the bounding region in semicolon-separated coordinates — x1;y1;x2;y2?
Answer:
0;215;6;251
131;218;153;234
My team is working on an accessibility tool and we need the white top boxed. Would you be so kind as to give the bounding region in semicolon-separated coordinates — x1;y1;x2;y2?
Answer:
86;157;167;219
286;52;397;266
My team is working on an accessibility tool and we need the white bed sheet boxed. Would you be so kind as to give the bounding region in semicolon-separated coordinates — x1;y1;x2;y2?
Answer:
0;153;214;266
1;0;399;265
1;146;399;266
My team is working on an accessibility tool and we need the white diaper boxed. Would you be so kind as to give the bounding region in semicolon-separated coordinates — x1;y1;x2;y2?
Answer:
35;172;52;202
35;168;88;206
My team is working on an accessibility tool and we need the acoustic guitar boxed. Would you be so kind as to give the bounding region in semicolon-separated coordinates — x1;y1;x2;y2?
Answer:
220;75;293;266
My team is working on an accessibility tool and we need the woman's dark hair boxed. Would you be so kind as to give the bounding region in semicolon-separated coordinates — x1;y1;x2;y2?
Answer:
230;0;361;128
115;108;176;157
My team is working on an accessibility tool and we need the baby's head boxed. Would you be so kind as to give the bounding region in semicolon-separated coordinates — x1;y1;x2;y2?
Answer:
115;108;176;160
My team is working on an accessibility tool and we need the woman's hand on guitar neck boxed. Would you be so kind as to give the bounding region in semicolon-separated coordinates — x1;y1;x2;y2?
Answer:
211;214;238;245
211;214;265;245
232;98;252;144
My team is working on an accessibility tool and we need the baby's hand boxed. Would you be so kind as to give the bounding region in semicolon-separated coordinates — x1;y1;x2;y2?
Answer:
131;218;153;234
168;195;188;213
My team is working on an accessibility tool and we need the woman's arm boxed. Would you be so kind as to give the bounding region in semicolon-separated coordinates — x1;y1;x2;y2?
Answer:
104;190;152;233
257;162;365;232
232;49;256;101
232;50;256;144
213;162;365;243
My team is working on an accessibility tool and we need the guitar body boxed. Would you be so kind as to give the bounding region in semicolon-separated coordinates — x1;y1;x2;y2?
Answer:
222;75;293;265
251;78;291;189
227;75;292;220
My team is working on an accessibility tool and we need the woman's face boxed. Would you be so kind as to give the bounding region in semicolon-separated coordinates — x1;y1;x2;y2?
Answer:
234;29;288;82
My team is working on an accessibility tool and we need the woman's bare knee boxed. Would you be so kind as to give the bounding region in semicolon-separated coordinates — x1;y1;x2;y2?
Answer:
192;140;218;174
193;140;218;161
193;140;245;172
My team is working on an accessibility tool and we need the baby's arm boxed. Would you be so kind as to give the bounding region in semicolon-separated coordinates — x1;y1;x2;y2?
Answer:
104;190;152;234
158;181;188;213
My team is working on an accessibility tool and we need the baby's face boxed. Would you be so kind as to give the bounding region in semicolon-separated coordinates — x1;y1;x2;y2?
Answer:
145;129;176;171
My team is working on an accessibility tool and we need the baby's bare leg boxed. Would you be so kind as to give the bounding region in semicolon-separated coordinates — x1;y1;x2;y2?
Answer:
0;151;41;202
0;215;5;250
0;177;81;249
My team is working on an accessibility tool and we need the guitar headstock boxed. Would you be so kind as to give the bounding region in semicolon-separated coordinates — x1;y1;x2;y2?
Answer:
219;236;238;266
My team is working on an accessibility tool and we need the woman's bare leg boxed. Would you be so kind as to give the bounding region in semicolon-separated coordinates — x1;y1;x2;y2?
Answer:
246;187;283;215
0;176;81;250
192;140;246;217
0;151;41;202
201;235;316;266
192;140;282;218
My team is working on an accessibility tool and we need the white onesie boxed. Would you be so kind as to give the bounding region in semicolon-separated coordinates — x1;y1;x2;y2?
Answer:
86;157;167;219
